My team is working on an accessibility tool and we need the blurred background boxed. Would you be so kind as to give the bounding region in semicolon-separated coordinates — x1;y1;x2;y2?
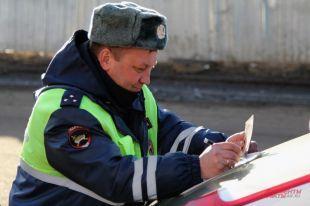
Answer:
0;0;310;205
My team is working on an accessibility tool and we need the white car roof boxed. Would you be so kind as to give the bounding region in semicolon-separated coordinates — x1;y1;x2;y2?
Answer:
161;133;310;206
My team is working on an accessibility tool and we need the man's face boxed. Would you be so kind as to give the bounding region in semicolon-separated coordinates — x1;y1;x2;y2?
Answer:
100;48;158;92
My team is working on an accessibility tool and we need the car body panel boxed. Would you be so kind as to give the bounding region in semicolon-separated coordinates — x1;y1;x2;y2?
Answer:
160;133;310;206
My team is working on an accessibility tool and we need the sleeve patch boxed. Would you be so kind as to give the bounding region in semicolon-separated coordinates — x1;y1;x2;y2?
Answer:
68;126;91;149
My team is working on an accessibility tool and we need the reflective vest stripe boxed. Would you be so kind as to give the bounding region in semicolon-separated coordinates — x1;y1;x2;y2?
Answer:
182;126;204;153
170;126;204;153
132;158;144;202
146;156;158;199
170;127;196;152
20;159;123;206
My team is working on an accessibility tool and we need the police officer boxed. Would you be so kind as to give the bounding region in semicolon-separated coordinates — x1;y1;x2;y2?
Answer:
9;2;257;205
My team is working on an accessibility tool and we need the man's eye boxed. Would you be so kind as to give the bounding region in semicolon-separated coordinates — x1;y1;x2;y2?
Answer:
133;67;144;73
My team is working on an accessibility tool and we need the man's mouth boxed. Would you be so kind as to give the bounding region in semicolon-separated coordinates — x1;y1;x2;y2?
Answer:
132;84;143;91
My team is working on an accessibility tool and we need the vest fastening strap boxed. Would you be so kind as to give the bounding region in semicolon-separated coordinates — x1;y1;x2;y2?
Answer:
20;160;124;206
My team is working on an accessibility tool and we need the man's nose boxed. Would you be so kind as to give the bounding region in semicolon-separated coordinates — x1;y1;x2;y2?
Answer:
139;69;151;85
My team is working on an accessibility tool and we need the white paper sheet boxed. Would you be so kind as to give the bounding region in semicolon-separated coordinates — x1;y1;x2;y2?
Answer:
244;115;254;154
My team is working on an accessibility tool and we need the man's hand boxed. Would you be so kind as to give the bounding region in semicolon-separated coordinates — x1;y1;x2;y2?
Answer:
248;141;259;153
199;142;242;179
226;132;246;152
226;131;259;154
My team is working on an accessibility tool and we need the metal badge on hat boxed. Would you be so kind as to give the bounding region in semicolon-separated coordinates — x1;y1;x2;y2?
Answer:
156;24;166;39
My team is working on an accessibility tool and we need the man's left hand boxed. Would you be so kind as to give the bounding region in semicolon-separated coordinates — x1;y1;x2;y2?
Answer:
248;141;259;153
226;132;259;154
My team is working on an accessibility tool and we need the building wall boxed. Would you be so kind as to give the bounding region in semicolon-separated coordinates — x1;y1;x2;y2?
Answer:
1;0;310;64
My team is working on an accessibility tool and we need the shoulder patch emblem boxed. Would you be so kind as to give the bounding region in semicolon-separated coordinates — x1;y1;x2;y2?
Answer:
68;126;91;149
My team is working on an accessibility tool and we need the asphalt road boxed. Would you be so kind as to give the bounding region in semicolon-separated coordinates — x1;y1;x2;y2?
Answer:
0;87;309;205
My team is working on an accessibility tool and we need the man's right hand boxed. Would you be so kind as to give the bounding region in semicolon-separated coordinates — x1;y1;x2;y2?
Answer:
199;142;242;179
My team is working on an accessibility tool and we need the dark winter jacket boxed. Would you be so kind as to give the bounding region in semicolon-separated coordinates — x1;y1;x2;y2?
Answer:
9;30;227;206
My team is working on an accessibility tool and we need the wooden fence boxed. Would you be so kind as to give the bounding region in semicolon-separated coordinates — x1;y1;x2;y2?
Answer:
1;0;310;64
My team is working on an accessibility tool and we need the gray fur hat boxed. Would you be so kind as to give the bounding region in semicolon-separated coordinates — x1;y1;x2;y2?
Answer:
88;1;168;50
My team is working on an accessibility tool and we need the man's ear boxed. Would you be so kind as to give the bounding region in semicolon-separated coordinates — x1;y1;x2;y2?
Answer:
98;48;111;71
